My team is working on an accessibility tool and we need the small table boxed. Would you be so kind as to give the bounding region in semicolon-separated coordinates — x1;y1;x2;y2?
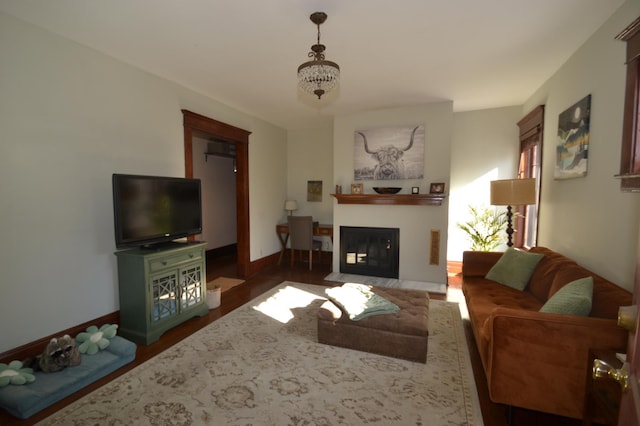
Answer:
276;223;333;265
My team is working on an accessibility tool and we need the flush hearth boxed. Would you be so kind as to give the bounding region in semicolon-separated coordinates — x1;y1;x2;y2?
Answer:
340;226;399;279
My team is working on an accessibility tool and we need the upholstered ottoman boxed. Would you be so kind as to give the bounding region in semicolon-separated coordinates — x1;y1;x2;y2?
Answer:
317;286;429;363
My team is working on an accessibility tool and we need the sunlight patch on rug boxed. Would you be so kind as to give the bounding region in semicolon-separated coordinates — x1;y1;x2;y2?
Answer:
253;285;325;323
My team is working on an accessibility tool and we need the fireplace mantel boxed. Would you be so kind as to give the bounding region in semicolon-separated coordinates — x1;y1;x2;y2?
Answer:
331;193;446;206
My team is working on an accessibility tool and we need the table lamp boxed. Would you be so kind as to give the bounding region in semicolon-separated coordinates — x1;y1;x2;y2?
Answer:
284;200;298;216
490;178;536;247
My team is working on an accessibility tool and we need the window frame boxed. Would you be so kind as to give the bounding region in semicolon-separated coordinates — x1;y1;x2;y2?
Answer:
616;17;640;191
516;105;544;248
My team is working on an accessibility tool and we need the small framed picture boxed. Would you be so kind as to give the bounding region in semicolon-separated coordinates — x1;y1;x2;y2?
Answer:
429;182;445;194
411;186;419;194
351;183;363;194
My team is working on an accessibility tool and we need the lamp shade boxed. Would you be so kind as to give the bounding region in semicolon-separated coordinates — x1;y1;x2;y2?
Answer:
284;200;298;212
490;179;537;206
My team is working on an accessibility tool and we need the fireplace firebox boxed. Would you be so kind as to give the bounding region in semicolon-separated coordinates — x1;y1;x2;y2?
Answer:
340;226;399;278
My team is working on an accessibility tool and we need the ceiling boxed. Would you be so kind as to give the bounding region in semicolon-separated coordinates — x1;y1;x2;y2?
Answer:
0;0;627;130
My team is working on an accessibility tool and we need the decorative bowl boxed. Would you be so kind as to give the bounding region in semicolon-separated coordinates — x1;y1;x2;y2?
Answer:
372;187;402;194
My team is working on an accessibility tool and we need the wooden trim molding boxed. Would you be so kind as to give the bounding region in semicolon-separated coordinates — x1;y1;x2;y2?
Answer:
332;193;446;206
616;17;640;191
0;312;120;363
182;110;253;276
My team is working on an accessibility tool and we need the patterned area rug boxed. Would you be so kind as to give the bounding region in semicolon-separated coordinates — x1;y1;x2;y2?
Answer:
325;271;447;294
38;282;482;426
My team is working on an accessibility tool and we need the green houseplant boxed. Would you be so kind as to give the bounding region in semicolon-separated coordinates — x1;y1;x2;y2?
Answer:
457;205;508;251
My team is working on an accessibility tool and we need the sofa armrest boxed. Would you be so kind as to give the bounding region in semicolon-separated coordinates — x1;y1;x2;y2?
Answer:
462;251;503;277
484;307;627;418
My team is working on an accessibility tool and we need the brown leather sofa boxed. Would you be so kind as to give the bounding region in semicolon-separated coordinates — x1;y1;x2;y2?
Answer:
462;246;631;419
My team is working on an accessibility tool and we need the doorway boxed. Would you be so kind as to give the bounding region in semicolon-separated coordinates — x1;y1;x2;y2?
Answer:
182;110;251;277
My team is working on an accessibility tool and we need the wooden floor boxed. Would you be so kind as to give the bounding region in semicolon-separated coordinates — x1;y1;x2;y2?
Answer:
1;253;590;426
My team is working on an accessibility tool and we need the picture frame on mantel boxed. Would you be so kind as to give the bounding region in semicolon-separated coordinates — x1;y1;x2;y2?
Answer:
351;183;363;194
430;182;445;194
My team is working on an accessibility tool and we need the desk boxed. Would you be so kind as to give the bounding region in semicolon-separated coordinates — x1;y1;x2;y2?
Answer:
276;223;333;265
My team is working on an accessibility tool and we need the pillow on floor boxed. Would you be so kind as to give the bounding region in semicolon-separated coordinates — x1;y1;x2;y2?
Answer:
485;247;544;291
540;276;593;316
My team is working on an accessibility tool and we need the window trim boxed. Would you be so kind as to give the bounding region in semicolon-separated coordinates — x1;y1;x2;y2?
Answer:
616;16;640;191
516;105;544;248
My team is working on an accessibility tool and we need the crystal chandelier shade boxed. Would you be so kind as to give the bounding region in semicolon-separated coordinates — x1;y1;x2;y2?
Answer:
297;12;340;99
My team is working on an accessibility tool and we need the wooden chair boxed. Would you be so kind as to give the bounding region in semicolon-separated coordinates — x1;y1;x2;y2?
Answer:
288;216;322;270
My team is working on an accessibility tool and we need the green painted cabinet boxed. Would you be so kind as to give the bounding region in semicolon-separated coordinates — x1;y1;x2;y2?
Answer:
115;242;208;345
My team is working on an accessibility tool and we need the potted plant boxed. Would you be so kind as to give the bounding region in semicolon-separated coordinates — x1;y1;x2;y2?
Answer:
457;205;508;251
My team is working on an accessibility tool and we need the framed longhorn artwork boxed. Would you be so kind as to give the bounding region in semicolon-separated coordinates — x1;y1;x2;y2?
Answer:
353;125;425;181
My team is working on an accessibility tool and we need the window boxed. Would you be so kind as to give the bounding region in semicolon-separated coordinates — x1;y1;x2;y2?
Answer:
517;105;544;248
616;17;640;191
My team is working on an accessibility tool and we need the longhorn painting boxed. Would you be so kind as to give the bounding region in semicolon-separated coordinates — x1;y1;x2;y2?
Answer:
354;125;425;181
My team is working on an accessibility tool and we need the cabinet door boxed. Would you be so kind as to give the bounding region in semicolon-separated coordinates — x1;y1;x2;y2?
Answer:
180;262;204;310
150;271;179;322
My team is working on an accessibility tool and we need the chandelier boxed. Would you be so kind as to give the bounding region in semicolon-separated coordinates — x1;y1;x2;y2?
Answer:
297;12;340;99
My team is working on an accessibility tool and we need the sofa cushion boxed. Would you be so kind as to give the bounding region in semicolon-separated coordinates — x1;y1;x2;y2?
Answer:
591;274;633;319
462;277;543;370
548;263;591;298
527;247;579;302
540;277;593;316
485;248;544;291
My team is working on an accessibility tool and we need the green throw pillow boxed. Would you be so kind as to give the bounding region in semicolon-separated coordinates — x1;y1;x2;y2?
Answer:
540;276;593;316
485;247;544;291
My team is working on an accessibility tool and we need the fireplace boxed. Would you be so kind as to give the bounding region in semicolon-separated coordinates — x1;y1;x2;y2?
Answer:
340;226;399;278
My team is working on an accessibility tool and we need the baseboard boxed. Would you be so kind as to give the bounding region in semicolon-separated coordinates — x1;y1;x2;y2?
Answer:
246;252;280;277
206;243;238;260
0;311;120;364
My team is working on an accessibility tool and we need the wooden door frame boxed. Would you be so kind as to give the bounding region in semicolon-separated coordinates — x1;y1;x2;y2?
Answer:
182;110;251;277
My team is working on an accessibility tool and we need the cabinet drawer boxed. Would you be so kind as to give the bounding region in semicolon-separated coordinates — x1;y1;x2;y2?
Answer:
149;250;202;272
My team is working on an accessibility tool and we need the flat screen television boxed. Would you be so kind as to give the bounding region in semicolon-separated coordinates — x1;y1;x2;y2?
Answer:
112;174;202;249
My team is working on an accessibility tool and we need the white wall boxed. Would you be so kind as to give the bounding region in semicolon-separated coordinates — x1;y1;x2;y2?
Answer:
448;106;522;261
522;0;640;290
333;103;453;284
248;119;288;261
192;137;237;250
0;13;287;352
286;124;334;250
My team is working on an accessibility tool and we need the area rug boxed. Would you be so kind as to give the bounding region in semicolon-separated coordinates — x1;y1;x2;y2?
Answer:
38;282;482;425
207;276;245;292
325;271;447;295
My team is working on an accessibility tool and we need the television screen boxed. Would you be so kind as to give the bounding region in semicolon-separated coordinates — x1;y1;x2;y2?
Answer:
112;174;202;249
